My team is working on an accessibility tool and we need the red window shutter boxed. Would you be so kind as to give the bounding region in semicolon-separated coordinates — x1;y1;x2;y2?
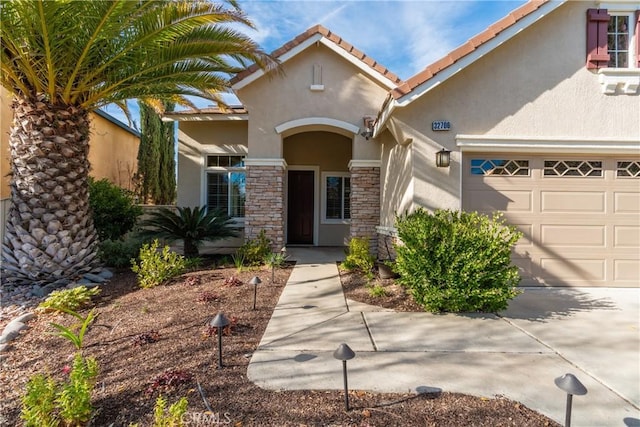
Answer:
636;10;640;68
586;8;610;69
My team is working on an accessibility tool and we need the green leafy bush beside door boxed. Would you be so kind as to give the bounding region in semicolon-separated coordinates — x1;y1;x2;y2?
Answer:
394;209;522;312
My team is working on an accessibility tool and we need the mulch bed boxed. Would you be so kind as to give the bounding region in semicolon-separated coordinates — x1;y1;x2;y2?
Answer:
0;260;558;426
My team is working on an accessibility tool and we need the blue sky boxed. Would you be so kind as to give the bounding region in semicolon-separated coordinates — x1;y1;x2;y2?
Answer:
101;0;527;128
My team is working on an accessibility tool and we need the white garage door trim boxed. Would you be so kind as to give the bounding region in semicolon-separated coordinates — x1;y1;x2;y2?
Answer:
457;135;640;154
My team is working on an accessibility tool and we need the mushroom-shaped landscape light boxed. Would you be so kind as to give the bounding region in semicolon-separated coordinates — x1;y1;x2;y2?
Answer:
333;343;356;411
249;276;261;310
209;312;230;369
554;373;587;427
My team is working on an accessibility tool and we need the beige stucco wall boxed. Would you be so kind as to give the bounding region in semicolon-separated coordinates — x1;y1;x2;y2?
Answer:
237;44;388;161
284;131;351;246
89;113;140;191
379;130;413;227
1;88;140;196
177;120;248;207
383;1;640;221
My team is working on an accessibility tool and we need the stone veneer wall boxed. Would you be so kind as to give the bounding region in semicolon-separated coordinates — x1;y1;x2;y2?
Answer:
244;165;284;250
349;166;380;257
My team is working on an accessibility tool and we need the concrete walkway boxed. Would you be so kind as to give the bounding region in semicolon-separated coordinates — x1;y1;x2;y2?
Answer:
248;247;640;426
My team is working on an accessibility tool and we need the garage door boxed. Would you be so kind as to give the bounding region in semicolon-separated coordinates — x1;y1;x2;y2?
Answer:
462;155;640;287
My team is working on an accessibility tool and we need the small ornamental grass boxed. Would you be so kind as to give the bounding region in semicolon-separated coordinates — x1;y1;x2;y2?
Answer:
132;240;187;288
394;209;523;313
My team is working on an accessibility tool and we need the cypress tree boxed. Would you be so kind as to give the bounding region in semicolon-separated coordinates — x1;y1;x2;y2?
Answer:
157;102;176;204
137;101;176;204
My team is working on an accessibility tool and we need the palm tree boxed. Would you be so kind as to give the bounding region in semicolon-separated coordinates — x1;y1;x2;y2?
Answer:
138;206;238;258
0;1;276;287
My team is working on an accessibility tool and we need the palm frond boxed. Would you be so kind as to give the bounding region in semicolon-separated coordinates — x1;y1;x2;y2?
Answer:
1;0;278;108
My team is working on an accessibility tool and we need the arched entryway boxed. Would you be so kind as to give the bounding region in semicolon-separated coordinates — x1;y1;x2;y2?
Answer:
283;131;352;245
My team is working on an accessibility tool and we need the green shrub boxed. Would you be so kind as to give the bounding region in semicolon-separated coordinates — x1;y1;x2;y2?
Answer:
138;206;238;257
394;209;522;312
88;177;143;241
56;353;99;425
98;237;145;268
21;353;98;427
152;395;188;427
236;230;271;266
22;307;99;426
38;286;101;313
131;240;186;288
368;283;387;298
21;374;57;427
341;237;375;279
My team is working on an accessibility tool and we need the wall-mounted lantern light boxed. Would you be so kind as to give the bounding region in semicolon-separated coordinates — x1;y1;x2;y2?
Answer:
360;116;375;140
435;148;451;168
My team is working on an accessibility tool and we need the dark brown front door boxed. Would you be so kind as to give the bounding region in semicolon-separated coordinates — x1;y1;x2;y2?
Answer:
287;170;314;244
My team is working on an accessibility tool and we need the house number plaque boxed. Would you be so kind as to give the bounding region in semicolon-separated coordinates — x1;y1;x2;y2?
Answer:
432;120;451;131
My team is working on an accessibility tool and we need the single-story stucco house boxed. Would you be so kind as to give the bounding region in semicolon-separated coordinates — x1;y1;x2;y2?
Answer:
165;0;640;287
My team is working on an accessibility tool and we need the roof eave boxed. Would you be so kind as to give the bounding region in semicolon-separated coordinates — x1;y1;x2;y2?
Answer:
162;113;248;122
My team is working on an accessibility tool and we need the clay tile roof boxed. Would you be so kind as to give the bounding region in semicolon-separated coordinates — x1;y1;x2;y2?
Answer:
391;0;550;99
231;24;403;86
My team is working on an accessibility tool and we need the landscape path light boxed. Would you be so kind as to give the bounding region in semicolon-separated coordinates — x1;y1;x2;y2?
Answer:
249;276;261;310
554;373;587;427
209;312;230;369
333;343;356;411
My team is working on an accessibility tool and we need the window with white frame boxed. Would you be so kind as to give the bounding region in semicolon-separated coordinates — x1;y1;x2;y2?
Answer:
608;13;633;68
322;173;350;222
205;155;245;218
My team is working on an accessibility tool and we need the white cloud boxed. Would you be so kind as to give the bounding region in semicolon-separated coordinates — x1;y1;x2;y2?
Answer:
237;0;527;80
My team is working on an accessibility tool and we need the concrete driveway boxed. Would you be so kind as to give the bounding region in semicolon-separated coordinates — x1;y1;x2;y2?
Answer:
248;247;640;426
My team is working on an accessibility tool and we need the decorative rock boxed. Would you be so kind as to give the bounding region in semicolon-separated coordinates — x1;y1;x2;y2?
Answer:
41;283;60;296
82;273;107;283
76;278;98;287
98;269;114;280
9;312;35;325
0;330;19;344
0;343;9;353
2;321;27;337
31;285;45;297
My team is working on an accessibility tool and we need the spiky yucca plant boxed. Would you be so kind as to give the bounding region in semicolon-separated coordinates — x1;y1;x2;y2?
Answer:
139;207;238;257
0;1;276;286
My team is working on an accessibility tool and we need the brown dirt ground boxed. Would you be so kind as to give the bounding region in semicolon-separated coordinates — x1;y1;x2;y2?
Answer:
0;260;559;426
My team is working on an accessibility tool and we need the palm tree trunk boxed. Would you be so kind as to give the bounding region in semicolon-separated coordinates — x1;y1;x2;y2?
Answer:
1;95;99;287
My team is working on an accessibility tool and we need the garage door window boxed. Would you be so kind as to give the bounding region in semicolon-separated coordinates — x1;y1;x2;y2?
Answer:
544;160;603;177
617;161;640;178
470;159;529;176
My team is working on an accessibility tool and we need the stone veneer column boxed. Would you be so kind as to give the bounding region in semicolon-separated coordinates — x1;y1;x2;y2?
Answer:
349;160;380;257
244;159;286;250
